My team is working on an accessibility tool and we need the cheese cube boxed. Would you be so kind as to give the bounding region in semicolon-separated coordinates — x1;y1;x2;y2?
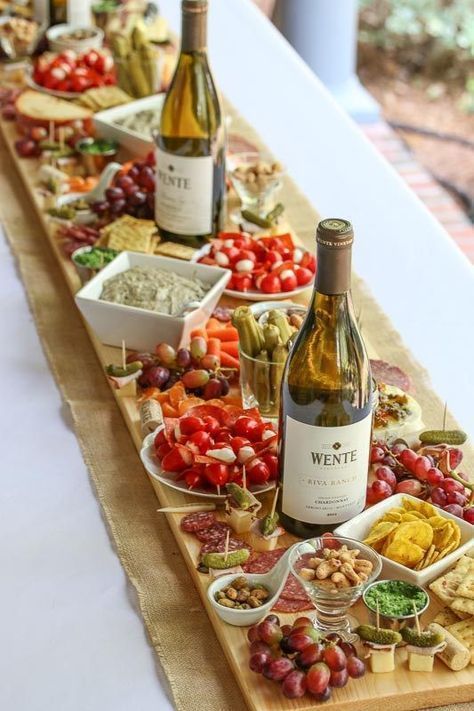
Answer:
249;533;279;553
369;649;395;673
408;652;434;672
226;508;253;534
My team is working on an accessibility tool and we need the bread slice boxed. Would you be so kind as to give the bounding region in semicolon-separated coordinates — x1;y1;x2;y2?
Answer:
16;90;92;123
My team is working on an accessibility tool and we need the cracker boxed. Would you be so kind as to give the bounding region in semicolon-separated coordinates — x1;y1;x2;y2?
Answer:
455;556;474;574
433;607;459;627
451;597;474;616
457;576;474;600
100;216;157;254
154;241;197;261
446;617;474;663
429;571;464;605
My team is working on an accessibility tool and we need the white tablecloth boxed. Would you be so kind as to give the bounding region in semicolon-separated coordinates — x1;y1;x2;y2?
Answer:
2;1;473;709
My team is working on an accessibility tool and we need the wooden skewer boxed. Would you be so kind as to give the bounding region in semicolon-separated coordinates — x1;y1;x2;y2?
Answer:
49;120;54;144
442;401;447;431
242;465;247;492
413;600;421;635
217;485;221;497
270;486;279;518
224;529;230;563
121;339;126;370
157;504;216;513
376;597;380;631
58;127;64;152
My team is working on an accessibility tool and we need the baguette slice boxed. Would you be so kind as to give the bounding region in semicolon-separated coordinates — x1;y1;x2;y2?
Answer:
16;90;92;123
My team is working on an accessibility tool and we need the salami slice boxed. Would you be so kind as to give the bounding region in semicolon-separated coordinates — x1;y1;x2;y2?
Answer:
242;548;286;574
200;536;251;557
180;511;216;533
194;521;232;543
370;359;412;393
272;598;314;613
280;574;311;602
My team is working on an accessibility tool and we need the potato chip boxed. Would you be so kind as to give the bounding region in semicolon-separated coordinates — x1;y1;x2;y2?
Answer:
433;524;453;550
381;512;402;523
402;497;423;512
384;540;425;568
401;513;422;522
392;521;433;550
428;516;448;529
363;521;398;546
420;501;436;518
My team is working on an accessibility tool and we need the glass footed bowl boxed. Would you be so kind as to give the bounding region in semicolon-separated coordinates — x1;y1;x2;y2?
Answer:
289;536;382;643
227;151;284;222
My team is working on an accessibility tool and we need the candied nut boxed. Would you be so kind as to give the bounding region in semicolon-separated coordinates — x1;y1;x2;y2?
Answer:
308;557;324;569
340;562;361;585
232;576;248;590
358;572;368;582
248;596;263;608
216;591;226;600
315;579;337;591
353;559;373;574
300;567;316;581
331;572;351;589
241;603;250;610
236;589;250;602
226;587;238;600
315;559;341;579
340;550;358;562
252;588;269;601
220;598;236;608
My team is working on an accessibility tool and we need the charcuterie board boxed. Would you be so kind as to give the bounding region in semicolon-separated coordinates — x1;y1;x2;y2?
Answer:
0;117;473;711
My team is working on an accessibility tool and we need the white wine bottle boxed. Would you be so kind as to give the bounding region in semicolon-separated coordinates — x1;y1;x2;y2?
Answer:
154;0;225;246
278;219;373;538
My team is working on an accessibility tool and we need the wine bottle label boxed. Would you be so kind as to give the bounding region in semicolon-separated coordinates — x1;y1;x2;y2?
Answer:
155;147;213;235
282;413;372;524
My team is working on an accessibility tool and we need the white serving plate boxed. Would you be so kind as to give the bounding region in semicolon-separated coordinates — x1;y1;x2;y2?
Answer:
75;251;231;352
140;428;275;500
25;68;79;100
94;94;165;158
335;493;473;587
192;244;314;302
46;24;104;52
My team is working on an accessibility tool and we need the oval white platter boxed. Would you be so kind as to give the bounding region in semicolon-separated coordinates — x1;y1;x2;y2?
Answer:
192;244;313;302
140;428;276;501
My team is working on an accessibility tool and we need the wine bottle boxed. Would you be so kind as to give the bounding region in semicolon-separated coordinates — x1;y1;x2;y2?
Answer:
278;218;373;538
154;0;225;246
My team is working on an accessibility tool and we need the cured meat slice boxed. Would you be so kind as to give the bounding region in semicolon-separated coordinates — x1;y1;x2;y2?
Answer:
241;548;286;574
272;598;314;613
370;359;412;392
200;536;251;557
194;521;232;543
280;574;311;602
180;511;216;533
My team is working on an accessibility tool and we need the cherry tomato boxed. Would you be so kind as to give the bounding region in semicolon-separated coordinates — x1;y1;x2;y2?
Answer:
204;463;230;487
247;459;270;484
186;430;212;454
179;416;205;435
232;273;252;292
214;428;233;445
184;469;204;489
228;464;243;484
295;267;314;286
233;416;260;441
95;53;114;74
230;436;251;454
161;446;193;472
203;415;220;436
29;126;48;142
266;250;282;265
260;274;282;294
261;454;278;480
253;422;275;441
156;443;172;460
281;272;298;292
71;75;90;92
222;246;240;263
83;50;99;67
301;252;316;271
154;429;168;448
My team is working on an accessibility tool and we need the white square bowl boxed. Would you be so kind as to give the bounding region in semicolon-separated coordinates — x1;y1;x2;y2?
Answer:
75;251;231;352
335;493;473;587
93;94;165;158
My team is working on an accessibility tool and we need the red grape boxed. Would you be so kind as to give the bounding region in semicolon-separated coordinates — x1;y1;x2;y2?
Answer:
391;442;407;455
15;138;40;157
249;652;271;673
176;348;191;369
296;642;325;668
395;479;423;496
324;633;342;644
292;617;313;629
414;456;432;481
190;336;207;360
139;365;169;388
463;507;474;524
306;662;330;695
203;379;223;400
431;486;448;507
399;448;418;472
366;484;379;505
109;198;126;214
217;375;230;396
249;640;272;657
137;165;155;191
446;491;467;507
346;655;366;678
371;480;393;501
201;354;220;371
443;504;464;518
370;446;385;463
427;467;444;487
442;478;465;494
383;454;398;468
126;352;156;368
257;620;283;646
105;186;125;202
155;342;176;364
264;614;280;625
247;625;260;644
128;166;140;180
375;465;397;490
330;668;349;687
262;657;294;681
446;447;463;470
127;190;147;206
91;200;109;215
281;624;292;636
323;644;347;672
310;686;332;701
281;669;307;699
286;633;314;652
339;641;357;657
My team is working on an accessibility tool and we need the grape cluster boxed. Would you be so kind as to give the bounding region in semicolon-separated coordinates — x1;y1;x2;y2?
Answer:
91;155;155;221
368;442;473;522
247;616;365;700
128;340;233;399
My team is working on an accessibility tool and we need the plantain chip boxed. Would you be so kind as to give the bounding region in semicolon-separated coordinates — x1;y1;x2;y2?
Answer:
384;540;425;568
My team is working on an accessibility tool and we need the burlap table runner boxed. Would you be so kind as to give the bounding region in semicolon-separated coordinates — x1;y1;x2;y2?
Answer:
1;100;472;711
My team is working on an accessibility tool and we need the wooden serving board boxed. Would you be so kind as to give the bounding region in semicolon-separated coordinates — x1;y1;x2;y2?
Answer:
0;118;472;711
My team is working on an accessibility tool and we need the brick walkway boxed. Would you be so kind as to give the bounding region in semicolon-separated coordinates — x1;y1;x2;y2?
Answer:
362;121;474;264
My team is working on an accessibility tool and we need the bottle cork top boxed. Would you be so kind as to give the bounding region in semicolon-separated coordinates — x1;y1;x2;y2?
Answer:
316;218;353;249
